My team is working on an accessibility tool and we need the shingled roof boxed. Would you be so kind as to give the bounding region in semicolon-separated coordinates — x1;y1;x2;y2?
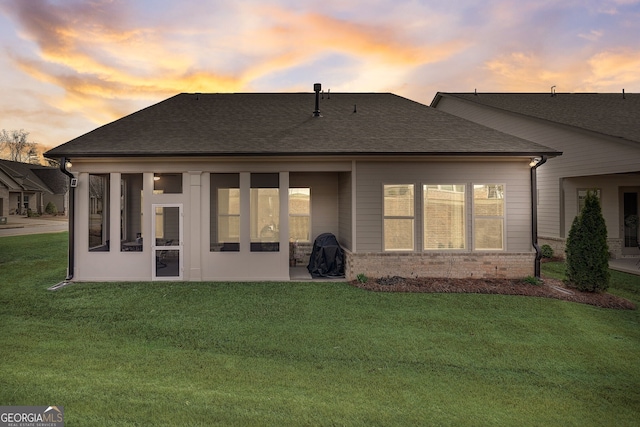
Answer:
0;159;66;194
46;92;560;158
432;92;640;144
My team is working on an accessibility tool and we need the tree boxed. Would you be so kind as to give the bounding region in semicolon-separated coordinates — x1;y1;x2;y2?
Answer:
565;191;610;292
0;129;38;163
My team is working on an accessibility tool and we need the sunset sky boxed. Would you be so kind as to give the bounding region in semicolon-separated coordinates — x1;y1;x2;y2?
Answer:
0;0;639;153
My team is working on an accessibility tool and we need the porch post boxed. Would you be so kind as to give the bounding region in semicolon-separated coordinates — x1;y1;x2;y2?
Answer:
188;171;202;281
280;171;290;276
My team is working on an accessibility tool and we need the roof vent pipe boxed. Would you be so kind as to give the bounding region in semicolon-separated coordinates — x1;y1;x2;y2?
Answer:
623;88;626;99
313;83;322;117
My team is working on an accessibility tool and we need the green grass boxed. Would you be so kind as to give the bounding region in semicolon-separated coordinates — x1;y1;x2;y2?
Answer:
1;233;640;426
543;260;640;302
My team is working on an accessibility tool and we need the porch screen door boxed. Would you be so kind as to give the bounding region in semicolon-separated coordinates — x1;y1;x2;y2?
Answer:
152;204;183;280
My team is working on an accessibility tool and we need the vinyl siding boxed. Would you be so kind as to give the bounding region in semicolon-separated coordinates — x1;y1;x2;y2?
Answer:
434;96;640;239
338;171;353;250
290;172;339;242
354;160;532;253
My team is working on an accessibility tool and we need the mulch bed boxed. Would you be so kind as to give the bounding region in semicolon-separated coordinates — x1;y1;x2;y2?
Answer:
350;276;636;310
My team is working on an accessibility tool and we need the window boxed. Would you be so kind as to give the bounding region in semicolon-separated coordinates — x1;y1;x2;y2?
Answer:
89;174;110;251
251;173;279;252
289;188;310;242
424;184;466;249
383;184;414;251
473;184;504;250
153;173;182;194
578;189;600;212
120;174;143;252
210;173;240;252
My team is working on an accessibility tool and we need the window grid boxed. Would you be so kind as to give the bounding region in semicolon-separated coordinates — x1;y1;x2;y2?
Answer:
423;184;466;250
473;184;505;250
383;184;415;251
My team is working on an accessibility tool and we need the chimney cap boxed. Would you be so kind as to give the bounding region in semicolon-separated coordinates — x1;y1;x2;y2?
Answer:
314;83;322;92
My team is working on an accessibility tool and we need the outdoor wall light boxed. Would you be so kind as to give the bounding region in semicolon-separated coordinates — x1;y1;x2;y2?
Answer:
529;157;541;167
153;175;161;181
65;160;72;168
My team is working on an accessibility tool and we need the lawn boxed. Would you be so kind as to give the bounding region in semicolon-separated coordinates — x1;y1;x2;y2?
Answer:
1;233;639;426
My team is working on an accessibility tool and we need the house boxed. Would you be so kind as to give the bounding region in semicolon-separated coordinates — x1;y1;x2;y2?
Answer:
0;159;69;218
44;87;560;282
431;92;640;259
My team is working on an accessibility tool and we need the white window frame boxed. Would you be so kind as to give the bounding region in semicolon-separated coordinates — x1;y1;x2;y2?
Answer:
383;184;415;251
423;184;467;251
151;203;183;281
473;184;505;251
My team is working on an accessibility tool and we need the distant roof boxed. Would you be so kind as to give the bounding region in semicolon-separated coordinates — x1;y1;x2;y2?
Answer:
46;92;559;159
32;168;68;194
432;92;640;144
0;159;66;194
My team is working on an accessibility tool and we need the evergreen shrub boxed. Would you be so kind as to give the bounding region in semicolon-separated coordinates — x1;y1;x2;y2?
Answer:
45;202;58;215
540;244;554;259
565;191;610;292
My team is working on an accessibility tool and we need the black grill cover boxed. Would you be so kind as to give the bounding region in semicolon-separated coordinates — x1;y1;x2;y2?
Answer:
307;233;345;278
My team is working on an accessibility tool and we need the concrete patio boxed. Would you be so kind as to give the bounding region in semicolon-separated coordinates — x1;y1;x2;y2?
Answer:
609;257;640;276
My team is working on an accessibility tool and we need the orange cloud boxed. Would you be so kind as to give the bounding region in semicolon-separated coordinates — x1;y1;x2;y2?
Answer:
483;48;640;93
5;0;465;130
585;48;640;90
254;6;465;67
483;52;569;91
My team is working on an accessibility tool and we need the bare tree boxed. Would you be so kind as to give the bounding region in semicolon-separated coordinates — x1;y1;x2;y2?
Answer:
0;129;38;163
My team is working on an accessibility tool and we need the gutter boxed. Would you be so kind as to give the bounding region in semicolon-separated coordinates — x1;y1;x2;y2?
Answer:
531;155;548;278
50;157;75;288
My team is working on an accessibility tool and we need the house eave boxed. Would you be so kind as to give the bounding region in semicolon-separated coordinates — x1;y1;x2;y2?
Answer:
431;92;640;146
45;150;562;160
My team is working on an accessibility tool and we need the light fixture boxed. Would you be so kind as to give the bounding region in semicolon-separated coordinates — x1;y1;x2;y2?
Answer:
65;160;72;168
153;175;161;181
529;157;541;167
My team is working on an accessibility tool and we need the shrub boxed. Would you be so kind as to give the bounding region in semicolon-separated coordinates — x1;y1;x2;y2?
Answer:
565;191;610;292
356;273;368;284
540;244;554;259
45;202;58;215
523;276;542;286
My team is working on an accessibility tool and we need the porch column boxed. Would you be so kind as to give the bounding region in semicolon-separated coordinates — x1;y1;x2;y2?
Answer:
351;160;357;252
280;171;290;276
188;171;202;281
240;172;250;253
110;173;121;252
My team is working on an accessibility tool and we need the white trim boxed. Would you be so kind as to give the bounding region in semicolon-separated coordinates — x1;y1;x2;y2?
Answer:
472;183;506;251
151;203;184;280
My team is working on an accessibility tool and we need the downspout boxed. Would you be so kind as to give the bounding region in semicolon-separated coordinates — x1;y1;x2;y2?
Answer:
59;157;75;282
531;155;547;278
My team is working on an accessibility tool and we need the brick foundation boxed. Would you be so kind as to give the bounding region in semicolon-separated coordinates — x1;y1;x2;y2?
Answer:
289;242;313;267
344;250;536;280
540;236;624;259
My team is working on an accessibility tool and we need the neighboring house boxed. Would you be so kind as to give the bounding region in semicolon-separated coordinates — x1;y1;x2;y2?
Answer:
45;88;560;282
431;92;640;258
0;159;69;217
